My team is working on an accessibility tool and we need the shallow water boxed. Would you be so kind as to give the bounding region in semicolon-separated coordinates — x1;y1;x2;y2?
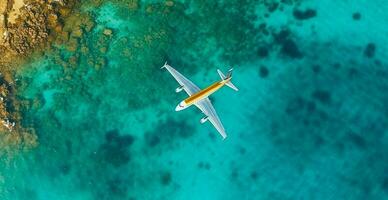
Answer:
0;0;387;199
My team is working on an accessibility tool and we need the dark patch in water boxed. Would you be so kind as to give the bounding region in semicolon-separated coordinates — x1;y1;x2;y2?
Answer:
204;162;211;170
281;39;303;58
311;89;331;104
285;97;302;115
259;65;269;78
257;46;269;57
94;129;135;167
197;161;211;170
208;131;216;140
250;171;258;180
312;65;320;74
382;177;388;192
105;129;135;148
105;129;119;141
107;177;127;197
333;62;341;69
230;168;239;180
60;163;71;175
239;147;246;155
267;2;279;13
144;119;194;147
160;171;172;186
146;134;161;147
347;131;366;149
293;8;317;20
352;12;361;20
285;97;316;116
348;67;359;77
274;29;291;43
274;29;303;58
364;43;376;58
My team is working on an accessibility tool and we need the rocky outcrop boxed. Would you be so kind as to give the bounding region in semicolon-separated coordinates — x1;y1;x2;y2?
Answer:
0;0;75;55
0;72;38;155
0;0;8;46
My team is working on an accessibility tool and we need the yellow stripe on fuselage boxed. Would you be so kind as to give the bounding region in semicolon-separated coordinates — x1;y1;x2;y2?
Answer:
184;81;225;105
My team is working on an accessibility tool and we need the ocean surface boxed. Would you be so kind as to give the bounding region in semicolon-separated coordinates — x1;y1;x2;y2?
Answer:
1;0;387;199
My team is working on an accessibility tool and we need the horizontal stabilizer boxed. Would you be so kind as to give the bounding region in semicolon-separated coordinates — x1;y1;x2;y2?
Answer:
226;81;238;91
217;69;226;80
161;61;168;69
218;68;238;91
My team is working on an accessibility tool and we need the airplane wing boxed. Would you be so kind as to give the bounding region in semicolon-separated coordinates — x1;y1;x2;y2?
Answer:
195;98;227;139
161;63;200;96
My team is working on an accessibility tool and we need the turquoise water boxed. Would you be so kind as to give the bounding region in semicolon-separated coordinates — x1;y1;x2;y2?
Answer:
1;0;388;199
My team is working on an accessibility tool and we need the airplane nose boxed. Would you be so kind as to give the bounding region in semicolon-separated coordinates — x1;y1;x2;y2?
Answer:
175;104;183;111
175;101;186;111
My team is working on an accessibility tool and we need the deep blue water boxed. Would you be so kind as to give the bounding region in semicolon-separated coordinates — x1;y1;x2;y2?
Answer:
0;0;387;199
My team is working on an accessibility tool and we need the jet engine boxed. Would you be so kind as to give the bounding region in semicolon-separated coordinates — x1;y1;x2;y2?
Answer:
175;85;184;93
200;116;208;124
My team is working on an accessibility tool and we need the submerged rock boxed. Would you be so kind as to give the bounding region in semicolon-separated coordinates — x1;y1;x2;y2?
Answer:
103;28;113;36
281;39;303;58
364;43;376;58
259;65;269;78
93;130;135;167
352;12;361;21
293;8;317;20
160;171;172;186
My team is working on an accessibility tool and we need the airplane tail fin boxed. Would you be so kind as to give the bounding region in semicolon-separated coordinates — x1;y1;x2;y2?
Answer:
161;61;168;69
217;68;238;91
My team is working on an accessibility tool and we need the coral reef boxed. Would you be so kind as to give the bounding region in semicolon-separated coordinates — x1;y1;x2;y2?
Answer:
0;74;37;156
0;0;76;154
0;0;76;56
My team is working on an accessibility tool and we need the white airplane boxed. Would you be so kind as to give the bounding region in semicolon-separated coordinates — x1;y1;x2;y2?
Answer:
161;62;238;139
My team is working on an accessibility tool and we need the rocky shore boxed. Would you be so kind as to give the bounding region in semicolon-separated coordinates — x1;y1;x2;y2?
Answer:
0;0;76;155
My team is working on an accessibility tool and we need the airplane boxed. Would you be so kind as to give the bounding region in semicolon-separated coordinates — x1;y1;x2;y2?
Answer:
161;62;238;139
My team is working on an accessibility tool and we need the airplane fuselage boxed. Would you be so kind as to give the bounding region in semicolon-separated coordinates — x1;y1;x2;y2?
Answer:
175;77;231;111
